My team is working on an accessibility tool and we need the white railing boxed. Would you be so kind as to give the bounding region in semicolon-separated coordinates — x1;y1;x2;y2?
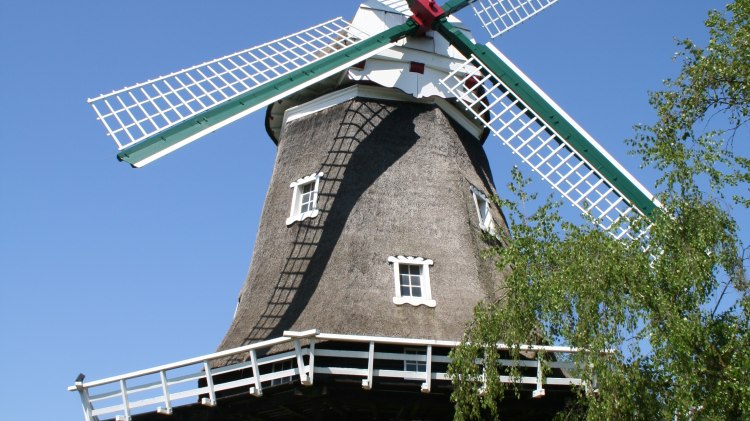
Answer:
69;330;587;421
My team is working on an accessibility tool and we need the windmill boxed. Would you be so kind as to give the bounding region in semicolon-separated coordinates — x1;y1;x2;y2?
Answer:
71;0;660;420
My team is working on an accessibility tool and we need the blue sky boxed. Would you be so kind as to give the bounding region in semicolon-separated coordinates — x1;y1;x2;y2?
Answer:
0;1;726;420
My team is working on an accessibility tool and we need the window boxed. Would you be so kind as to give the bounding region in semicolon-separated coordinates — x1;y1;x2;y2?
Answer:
399;264;423;298
470;185;497;234
387;256;436;307
233;296;241;319
404;348;427;373
270;359;294;386
286;172;324;225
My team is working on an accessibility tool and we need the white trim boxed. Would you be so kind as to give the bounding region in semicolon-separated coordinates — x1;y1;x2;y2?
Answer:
469;185;497;234
286;172;324;225
351;46;463;79
68;330;590;390
233;296;241;319
70;330;593;421
387;255;436;307
283;84;484;140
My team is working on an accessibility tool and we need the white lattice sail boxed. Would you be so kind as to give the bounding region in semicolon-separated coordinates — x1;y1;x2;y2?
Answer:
440;45;654;240
471;0;559;38
88;18;370;151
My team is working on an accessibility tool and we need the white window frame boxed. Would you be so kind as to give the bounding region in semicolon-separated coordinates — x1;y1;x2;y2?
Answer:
403;348;427;373
233;296;241;319
470;185;497;235
387;255;436;307
286;172;324;225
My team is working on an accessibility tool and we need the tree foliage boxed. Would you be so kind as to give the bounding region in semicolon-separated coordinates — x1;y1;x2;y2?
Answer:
450;1;750;419
630;0;750;205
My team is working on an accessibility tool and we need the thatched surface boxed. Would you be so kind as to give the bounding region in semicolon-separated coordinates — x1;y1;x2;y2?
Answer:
217;98;508;357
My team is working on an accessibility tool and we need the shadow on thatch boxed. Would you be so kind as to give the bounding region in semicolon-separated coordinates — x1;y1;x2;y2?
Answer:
241;100;419;345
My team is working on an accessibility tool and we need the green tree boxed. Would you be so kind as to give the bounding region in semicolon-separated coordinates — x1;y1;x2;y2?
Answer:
630;0;750;206
449;1;750;419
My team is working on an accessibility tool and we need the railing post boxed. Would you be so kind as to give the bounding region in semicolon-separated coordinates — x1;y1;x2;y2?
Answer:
478;363;487;396
249;349;262;397
293;339;311;385
74;379;95;421
201;362;217;406
362;341;375;390
421;345;433;393
532;356;545;398
589;363;599;395
119;379;131;420
308;338;316;385
156;370;173;414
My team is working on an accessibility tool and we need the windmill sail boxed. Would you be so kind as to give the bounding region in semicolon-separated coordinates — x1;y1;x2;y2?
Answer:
440;41;658;240
89;18;416;167
471;0;559;38
70;2;666;419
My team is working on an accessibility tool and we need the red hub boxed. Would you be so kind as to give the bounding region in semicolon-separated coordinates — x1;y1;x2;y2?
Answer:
408;0;444;35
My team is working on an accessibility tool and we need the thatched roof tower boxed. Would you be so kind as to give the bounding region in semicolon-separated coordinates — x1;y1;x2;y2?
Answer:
215;2;510;354
71;3;588;420
218;87;507;352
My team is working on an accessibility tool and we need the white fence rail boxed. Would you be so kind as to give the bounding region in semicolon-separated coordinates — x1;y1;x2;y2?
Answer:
69;330;587;421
